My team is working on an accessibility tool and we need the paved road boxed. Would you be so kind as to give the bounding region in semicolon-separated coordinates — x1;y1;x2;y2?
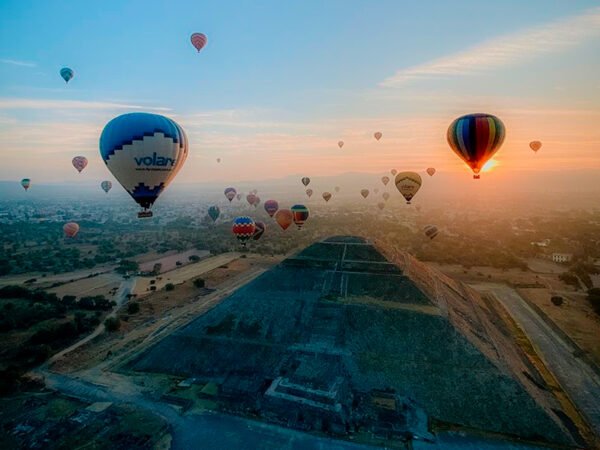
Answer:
472;283;600;437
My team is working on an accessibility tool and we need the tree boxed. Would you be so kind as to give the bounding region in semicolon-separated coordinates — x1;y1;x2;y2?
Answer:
127;302;140;314
104;317;121;332
116;260;139;275
189;255;201;262
165;283;175;291
588;288;600;316
193;278;205;288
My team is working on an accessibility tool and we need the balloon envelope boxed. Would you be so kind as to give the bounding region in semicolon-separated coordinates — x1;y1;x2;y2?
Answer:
361;189;369;199
291;204;309;229
246;194;257;206
374;132;382;141
190;33;207;52
377;202;385;210
208;206;220;222
447;113;505;179
381;176;390;186
99;113;188;212
72;156;88;173
301;177;311;187
264;199;279;217
224;187;237;202
60;67;74;83
253;221;266;241
426;167;436;177
232;216;255;246
334;186;340;193
306;189;313;198
391;169;397;176
101;180;112;193
338;141;344;148
63;222;79;238
274;209;293;230
382;192;390;201
21;178;31;191
395;172;422;204
529;141;542;152
236;193;242;201
322;192;332;202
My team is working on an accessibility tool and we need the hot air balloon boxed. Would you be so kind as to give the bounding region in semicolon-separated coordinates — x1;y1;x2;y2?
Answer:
264;200;279;217
322;192;332;202
395;171;422;204
60;67;74;83
253;196;261;207
338;141;344;149
529;141;542;153
99;112;188;218
190;33;207;52
361;189;369;199
21;178;31;191
306;189;313;198
301;177;311;187
374;132;382;141
391;169;397;176
424;225;439;240
224;187;237;202
415;205;422;212
63;222;79;238
216;158;221;163
246;193;257;206
382;192;390;201
72;156;88;173
101;180;112;193
208;206;220;222
381;176;390;186
253;221;266;241
232;216;255;247
374;188;379;194
447;113;505;179
291;204;309;229
334;186;340;193
274;209;293;230
377;202;385;210
236;193;242;201
426;167;436;177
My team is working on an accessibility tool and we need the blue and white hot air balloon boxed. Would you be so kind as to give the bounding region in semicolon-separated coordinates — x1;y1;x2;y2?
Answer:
99;113;189;218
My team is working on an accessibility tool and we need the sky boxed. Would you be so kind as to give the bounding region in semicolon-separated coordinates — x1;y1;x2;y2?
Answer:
0;0;599;187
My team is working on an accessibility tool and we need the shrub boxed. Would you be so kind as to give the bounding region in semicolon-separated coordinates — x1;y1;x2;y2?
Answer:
104;317;121;332
127;302;140;314
550;296;563;306
588;288;600;316
193;278;205;288
165;283;175;291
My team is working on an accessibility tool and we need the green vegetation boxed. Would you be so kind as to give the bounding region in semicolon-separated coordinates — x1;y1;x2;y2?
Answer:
193;278;205;288
116;259;139;274
127;301;140;314
104;317;121;332
588;288;600;316
165;283;175;291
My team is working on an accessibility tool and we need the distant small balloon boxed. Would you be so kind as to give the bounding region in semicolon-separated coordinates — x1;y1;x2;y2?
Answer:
190;33;207;52
21;178;31;191
529;141;542;153
217;158;221;163
382;192;390;201
306;189;313;198
224;187;237;202
274;209;293;230
236;193;242;201
426;167;436;177
377;202;385;210
391;169;397;176
334;186;340;193
72;156;88;173
208;206;220;222
361;189;369;199
264;199;279;217
322;192;332;202
246;194;257;206
338;141;344;149
381;176;390;186
301;177;311;187
60;67;74;84
253;221;266;241
374;132;382;141
63;222;80;238
101;180;112;193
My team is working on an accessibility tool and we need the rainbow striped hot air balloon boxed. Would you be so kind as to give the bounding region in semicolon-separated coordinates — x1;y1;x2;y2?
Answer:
291;204;309;229
447;113;505;179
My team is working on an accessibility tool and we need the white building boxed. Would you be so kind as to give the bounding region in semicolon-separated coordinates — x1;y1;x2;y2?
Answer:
552;253;573;264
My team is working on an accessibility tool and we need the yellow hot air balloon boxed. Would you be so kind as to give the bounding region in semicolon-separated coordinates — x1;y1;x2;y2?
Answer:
395;171;422;204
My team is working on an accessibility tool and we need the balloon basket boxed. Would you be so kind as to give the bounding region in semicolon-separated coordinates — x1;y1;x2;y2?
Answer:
138;211;153;218
473;175;481;179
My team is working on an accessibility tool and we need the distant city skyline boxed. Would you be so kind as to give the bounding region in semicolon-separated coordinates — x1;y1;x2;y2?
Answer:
1;0;599;185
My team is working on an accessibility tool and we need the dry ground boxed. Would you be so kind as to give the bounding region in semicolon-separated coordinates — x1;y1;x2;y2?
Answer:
48;273;122;299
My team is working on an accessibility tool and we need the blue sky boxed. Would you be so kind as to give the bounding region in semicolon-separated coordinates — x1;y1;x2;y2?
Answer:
0;0;599;184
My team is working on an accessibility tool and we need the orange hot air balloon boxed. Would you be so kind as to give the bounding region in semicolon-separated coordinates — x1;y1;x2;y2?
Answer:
382;192;390;201
63;222;80;238
338;140;344;149
391;169;397;176
334;186;340;193
322;192;332;202
274;209;293;230
360;189;369;199
377;202;385;210
529;141;542;153
374;132;382;141
426;167;436;177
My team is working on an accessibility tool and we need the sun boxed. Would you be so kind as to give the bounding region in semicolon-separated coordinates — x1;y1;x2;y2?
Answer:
482;159;499;172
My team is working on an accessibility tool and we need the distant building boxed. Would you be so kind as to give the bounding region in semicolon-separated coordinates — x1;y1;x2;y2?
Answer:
531;239;550;248
552;253;573;264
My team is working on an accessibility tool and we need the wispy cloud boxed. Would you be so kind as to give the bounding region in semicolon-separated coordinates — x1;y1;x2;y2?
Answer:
381;7;600;87
0;98;171;112
0;58;36;68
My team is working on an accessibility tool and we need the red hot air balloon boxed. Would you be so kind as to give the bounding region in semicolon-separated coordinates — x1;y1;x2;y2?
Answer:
264;200;279;217
529;141;542;153
63;222;80;238
72;156;88;173
253;221;266;241
447;113;506;179
291;204;309;229
426;167;436;177
374;132;382;141
232;216;255;247
274;209;293;230
190;33;207;52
